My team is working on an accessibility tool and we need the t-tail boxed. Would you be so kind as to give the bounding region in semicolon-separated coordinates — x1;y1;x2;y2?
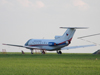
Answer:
56;27;88;42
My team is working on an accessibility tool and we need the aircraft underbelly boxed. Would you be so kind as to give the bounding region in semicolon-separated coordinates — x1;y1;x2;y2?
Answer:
41;44;68;51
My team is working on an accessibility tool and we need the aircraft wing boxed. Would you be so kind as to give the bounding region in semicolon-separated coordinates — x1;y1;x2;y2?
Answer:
61;44;96;50
2;43;40;49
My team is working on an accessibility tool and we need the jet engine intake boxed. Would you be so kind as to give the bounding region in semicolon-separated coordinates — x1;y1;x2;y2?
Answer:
48;42;56;46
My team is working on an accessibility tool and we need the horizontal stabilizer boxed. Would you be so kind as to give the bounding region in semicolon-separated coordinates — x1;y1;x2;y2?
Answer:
60;27;88;29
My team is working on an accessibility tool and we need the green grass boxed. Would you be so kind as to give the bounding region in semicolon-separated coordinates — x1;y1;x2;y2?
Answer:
0;53;100;75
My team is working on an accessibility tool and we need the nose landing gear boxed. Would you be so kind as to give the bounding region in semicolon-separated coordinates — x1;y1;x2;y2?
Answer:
31;49;33;54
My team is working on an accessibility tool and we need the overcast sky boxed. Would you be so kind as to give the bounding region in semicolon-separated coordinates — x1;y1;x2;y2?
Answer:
0;0;100;53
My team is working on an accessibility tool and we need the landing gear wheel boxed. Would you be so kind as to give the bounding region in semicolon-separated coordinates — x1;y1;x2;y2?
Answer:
57;50;62;54
59;51;62;54
42;50;45;54
31;50;33;54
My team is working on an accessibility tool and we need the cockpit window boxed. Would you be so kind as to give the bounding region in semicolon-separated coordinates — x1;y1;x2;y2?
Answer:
25;39;32;46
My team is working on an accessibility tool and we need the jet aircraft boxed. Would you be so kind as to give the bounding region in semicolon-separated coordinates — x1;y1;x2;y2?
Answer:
3;27;95;54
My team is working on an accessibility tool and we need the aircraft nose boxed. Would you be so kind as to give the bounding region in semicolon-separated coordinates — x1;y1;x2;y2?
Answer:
25;39;32;46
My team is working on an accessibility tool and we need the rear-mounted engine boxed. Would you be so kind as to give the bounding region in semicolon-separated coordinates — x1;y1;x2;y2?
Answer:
48;42;56;46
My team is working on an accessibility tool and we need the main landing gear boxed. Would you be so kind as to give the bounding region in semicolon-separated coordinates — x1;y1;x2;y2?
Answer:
30;49;46;54
57;50;62;54
41;50;45;54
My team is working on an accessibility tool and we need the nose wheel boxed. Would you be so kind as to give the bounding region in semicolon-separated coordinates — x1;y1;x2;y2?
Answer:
57;50;62;54
31;49;33;54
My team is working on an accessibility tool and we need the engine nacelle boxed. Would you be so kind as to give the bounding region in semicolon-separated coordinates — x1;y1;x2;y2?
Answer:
66;41;69;44
48;42;56;46
55;36;62;39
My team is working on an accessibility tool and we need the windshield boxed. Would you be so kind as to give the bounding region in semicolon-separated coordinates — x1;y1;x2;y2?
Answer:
25;39;32;46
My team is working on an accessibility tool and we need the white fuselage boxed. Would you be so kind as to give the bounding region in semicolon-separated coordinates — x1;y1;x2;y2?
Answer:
25;39;70;51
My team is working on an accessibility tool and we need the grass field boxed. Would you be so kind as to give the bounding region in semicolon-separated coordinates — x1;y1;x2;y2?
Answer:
0;53;100;75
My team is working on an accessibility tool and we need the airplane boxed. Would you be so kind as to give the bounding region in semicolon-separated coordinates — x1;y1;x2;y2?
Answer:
3;27;95;54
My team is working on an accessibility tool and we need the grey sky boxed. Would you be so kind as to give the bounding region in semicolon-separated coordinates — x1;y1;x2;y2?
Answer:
0;0;100;53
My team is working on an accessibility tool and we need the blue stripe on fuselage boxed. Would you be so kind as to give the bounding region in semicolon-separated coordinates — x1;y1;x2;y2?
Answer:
29;42;66;47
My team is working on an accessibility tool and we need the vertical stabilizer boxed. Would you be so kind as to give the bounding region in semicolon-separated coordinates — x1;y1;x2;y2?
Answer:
56;27;88;41
62;28;76;40
57;28;75;41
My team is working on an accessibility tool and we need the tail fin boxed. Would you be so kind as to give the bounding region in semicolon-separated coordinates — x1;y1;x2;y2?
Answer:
61;28;76;40
57;27;88;41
